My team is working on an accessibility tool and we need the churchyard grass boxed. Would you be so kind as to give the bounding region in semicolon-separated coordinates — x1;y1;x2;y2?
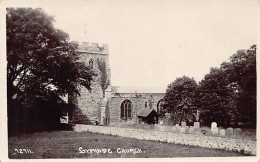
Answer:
8;130;249;158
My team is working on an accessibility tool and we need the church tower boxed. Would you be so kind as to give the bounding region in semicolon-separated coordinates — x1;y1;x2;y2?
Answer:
69;42;111;125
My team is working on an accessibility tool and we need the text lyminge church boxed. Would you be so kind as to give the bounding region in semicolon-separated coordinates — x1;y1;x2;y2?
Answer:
69;42;165;125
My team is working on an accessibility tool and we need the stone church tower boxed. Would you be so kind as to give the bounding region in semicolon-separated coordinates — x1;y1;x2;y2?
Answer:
69;42;111;125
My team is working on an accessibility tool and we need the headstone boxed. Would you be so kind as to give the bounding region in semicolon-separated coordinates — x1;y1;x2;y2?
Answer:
234;128;242;137
180;127;186;133
219;129;225;136
181;121;186;127
194;122;200;128
211;122;217;130
176;125;181;133
211;127;218;135
184;126;190;133
226;127;234;136
189;126;195;133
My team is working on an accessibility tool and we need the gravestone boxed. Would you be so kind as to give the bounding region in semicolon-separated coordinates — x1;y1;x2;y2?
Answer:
175;124;181;133
219;129;225;136
211;122;217;130
180;127;186;133
211;127;219;135
234;128;242;137
181;121;186;127
184;126;190;133
211;122;218;135
189;126;195;133
194;122;200;128
226;127;234;136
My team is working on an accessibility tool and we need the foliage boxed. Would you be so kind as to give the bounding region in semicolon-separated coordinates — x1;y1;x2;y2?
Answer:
163;76;198;124
221;45;256;126
97;58;109;98
7;8;94;131
163;45;256;128
197;45;256;127
197;67;235;126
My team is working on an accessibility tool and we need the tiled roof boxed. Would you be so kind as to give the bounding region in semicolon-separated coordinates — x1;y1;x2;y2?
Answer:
137;108;158;117
111;86;166;94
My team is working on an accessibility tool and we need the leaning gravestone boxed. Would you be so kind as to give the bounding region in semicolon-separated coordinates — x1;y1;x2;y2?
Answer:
181;121;186;127
234;128;242;137
194;122;200;128
226;127;234;137
219;128;225;136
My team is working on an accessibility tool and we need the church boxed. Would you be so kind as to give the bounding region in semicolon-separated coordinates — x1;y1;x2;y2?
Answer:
68;42;165;126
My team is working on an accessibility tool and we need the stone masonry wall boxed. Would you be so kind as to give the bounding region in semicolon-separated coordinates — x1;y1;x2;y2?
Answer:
73;124;256;155
109;93;165;125
70;42;111;124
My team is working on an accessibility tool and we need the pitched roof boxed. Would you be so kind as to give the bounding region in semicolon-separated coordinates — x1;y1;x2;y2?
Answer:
111;86;166;94
137;108;158;117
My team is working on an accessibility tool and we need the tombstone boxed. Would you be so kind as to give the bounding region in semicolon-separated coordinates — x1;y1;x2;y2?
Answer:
211;127;219;135
184;126;190;133
189;126;195;133
226;127;234;136
175;125;181;133
194;122;200;128
234;128;242;137
181;121;186;127
211;122;217;131
180;127;186;133
219;129;225;136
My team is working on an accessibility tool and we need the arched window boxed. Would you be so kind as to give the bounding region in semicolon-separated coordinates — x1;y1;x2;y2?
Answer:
89;59;94;68
121;100;132;119
145;101;147;108
157;99;164;114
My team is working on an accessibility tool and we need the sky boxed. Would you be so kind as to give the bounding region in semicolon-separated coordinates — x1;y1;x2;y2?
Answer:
5;0;258;88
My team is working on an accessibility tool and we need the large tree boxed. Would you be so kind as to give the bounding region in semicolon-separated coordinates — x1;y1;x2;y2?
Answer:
197;67;235;127
221;45;256;126
198;45;256;127
7;8;94;132
163;76;198;124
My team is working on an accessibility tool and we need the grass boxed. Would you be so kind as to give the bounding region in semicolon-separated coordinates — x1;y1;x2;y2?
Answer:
8;130;250;159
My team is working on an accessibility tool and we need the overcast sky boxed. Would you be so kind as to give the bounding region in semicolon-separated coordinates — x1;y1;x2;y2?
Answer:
6;0;258;88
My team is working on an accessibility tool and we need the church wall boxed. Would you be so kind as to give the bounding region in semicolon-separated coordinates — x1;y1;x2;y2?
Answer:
109;93;165;125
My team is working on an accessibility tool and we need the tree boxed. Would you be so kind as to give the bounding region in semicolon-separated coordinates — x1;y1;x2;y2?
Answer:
221;45;256;127
197;67;235;127
97;58;109;98
163;76;198;124
7;8;94;132
198;45;256;127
